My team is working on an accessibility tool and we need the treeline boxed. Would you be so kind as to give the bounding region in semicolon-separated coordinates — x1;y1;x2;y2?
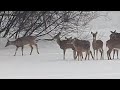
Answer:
0;11;102;39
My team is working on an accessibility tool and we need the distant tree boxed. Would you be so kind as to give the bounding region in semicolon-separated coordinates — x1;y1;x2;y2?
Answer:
0;11;109;39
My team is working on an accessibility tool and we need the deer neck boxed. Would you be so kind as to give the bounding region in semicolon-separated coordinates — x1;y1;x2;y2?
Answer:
8;41;16;46
55;37;61;46
11;41;16;45
93;38;97;43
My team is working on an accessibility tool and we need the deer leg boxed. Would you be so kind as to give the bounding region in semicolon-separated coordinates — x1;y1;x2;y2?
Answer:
94;50;95;59
73;50;77;60
35;44;39;54
21;46;24;56
75;51;78;60
90;50;94;60
114;50;119;59
113;49;115;59
117;50;119;59
99;50;102;60
109;49;112;60
80;52;83;61
77;51;79;61
85;52;88;60
63;49;66;60
107;50;110;60
14;46;19;56
101;48;104;60
81;52;83;59
96;50;98;60
87;51;90;60
30;45;33;55
99;49;103;60
107;49;112;60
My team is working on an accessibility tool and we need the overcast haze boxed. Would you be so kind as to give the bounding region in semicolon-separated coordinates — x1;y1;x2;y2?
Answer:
0;11;120;79
91;11;120;30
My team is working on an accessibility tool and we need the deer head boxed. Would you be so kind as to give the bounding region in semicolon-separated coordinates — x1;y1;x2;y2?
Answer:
53;32;61;40
67;37;77;45
110;30;117;40
5;40;12;47
65;37;72;40
110;30;116;34
91;32;98;40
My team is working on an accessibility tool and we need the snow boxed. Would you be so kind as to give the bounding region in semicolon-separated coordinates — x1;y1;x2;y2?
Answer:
0;11;120;79
0;39;119;79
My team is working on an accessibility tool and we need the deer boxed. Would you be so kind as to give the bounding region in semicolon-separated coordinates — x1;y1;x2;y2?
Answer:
107;30;120;59
112;48;119;60
91;32;104;60
68;38;94;61
5;36;39;56
52;32;76;60
106;39;120;60
110;30;120;40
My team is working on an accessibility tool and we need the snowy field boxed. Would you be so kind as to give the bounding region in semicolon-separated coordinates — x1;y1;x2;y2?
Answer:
1;11;120;79
0;37;120;79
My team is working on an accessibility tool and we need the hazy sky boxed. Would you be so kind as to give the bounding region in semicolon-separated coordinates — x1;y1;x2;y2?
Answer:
90;11;120;31
85;11;120;40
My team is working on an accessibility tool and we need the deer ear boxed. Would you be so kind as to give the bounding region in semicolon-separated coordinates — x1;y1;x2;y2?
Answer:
58;32;61;35
74;38;77;41
96;32;98;34
110;31;113;33
7;39;9;42
74;38;77;40
70;37;72;39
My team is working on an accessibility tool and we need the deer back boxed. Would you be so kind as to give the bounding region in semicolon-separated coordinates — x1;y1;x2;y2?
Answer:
59;40;75;50
110;31;120;40
92;40;103;50
106;39;120;49
14;36;37;47
73;39;90;51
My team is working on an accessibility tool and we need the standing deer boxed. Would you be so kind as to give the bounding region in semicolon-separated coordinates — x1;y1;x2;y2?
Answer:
106;39;120;60
110;30;120;40
68;38;94;61
91;32;104;60
53;32;76;60
109;30;119;59
113;49;119;59
5;36;39;56
106;30;120;59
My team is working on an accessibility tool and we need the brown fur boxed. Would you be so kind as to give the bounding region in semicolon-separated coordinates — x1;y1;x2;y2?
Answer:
106;39;120;60
53;32;76;60
91;32;104;60
108;30;120;60
70;38;94;61
5;36;39;56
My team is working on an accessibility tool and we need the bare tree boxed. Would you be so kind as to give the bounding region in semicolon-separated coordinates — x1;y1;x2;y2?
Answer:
0;11;108;40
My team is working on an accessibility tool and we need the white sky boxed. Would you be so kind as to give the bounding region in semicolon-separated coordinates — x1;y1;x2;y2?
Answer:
90;11;120;31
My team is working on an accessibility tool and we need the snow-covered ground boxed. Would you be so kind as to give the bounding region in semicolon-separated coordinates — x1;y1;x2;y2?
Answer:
0;38;120;79
1;11;120;79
